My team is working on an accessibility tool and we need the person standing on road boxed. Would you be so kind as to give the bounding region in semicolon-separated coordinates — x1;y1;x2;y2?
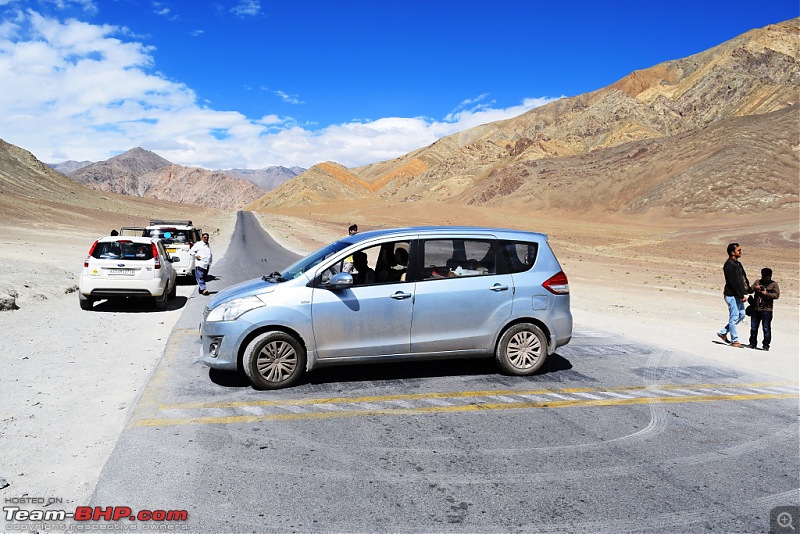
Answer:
717;243;750;347
190;232;212;295
748;267;780;351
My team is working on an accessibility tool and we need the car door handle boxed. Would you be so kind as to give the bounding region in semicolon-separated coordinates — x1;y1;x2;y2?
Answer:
390;292;412;300
490;284;509;292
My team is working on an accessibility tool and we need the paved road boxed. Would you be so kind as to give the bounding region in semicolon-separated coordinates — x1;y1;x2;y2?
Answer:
90;212;800;533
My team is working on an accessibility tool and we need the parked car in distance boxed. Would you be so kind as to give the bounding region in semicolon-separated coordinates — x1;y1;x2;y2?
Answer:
78;236;179;310
200;226;572;389
143;220;202;277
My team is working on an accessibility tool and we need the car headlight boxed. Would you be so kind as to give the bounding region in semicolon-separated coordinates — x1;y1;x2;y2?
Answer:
206;296;265;322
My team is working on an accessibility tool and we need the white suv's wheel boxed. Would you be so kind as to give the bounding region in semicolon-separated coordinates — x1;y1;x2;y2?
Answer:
243;331;306;389
496;323;547;375
154;289;168;310
78;293;94;311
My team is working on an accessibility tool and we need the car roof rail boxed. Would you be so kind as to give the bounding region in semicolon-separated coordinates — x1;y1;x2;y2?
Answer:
149;219;193;226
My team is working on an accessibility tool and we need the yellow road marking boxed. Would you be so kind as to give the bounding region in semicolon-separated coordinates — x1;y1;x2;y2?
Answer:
128;329;198;421
130;391;798;428
156;381;794;411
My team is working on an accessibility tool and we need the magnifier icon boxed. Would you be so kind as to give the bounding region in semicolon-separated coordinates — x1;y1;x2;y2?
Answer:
778;511;796;530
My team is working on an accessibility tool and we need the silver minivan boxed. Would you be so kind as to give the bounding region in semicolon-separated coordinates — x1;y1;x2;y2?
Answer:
200;227;572;389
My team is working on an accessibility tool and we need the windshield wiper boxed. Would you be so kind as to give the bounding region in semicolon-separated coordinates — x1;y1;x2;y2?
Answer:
262;271;286;283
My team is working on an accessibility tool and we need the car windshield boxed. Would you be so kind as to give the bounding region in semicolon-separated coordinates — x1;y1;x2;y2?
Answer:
280;240;354;280
144;228;192;244
93;241;153;260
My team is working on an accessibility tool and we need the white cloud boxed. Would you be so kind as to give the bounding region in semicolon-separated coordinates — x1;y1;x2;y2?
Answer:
273;90;304;105
230;0;260;17
0;11;557;170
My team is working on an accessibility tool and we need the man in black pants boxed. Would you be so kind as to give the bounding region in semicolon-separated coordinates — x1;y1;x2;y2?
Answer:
748;267;780;351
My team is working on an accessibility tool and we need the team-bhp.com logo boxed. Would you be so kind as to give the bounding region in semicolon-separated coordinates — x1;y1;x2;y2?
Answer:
4;503;188;530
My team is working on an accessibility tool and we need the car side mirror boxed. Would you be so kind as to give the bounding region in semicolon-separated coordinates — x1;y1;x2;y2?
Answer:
170;256;180;262
326;272;353;290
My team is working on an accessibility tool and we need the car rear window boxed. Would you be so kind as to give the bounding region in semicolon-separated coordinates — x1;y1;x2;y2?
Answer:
144;228;193;244
92;241;154;260
499;241;538;273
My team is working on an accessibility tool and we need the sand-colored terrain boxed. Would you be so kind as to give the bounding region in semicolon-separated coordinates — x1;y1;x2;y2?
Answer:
1;202;797;511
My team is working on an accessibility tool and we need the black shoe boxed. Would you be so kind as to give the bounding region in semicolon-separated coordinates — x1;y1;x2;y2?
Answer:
746;343;757;349
762;346;769;351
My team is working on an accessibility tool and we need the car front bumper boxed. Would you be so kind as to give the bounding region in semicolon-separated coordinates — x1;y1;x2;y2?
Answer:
200;317;256;371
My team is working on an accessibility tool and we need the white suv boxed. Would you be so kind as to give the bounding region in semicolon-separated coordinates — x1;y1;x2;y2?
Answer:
143;220;202;277
78;236;178;310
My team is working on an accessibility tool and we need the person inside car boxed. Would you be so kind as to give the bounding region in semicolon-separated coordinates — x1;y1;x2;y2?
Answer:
351;251;374;285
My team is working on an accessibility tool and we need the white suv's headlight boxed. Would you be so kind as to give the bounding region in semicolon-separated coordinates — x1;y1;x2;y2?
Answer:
206;296;265;322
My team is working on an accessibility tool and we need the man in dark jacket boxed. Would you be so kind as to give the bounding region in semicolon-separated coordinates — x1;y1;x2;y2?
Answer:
717;243;750;347
748;268;780;351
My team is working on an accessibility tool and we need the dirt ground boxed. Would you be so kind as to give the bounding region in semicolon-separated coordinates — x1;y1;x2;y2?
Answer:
0;203;797;512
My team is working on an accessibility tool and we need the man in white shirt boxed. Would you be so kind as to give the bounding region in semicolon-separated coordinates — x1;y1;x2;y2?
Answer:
190;233;213;295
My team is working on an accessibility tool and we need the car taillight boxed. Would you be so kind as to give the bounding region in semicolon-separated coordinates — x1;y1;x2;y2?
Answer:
84;240;98;267
542;271;569;294
152;243;161;269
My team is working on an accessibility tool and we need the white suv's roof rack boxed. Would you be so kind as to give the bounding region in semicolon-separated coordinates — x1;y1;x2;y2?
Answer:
149;219;193;226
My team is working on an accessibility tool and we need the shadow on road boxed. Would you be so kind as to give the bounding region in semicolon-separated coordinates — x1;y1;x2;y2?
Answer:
208;353;573;390
88;296;188;313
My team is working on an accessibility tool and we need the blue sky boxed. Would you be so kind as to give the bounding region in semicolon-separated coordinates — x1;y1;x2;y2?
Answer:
0;1;796;170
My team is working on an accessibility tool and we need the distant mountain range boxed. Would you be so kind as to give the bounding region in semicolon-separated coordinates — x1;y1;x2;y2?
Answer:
51;149;304;210
222;166;305;191
249;18;799;216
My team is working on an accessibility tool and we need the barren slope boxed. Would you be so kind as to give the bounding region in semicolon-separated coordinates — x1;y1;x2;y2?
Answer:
0;139;225;232
251;18;800;216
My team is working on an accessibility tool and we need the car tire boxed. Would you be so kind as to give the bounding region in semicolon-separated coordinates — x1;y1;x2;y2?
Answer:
496;323;547;376
154;289;168;310
168;281;177;300
243;331;306;389
79;294;94;311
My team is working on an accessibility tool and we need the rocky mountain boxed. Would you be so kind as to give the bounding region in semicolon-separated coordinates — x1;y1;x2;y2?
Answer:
222;166;305;191
0;139;201;227
67;147;266;209
136;164;269;210
49;159;93;174
68;147;172;192
249;18;799;216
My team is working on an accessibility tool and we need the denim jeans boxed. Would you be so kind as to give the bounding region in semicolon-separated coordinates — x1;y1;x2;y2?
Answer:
718;295;745;342
195;266;208;291
749;310;773;349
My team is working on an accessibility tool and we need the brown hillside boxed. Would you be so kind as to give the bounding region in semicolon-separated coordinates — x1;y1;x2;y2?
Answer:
454;105;799;215
138;165;266;210
68;147;265;210
247;162;372;210
251;18;800;215
0;139;224;232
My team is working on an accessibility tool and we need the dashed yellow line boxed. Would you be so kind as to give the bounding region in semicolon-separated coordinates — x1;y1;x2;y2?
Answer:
155;381;792;411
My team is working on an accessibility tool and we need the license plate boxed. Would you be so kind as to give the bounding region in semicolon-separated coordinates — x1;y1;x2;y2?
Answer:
109;269;134;276
167;248;177;253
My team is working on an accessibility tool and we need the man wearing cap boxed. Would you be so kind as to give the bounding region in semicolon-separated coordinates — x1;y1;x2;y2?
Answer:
748;267;780;351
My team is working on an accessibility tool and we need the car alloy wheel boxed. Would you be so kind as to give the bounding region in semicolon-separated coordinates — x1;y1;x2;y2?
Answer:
496;323;547;375
243;331;306;389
